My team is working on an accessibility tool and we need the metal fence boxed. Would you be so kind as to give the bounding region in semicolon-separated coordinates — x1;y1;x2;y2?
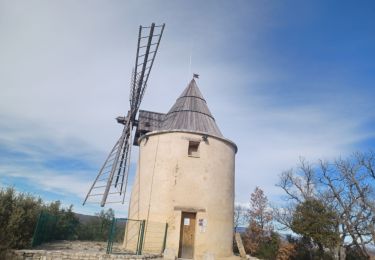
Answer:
32;212;167;256
108;218;168;255
142;220;168;254
31;211;58;247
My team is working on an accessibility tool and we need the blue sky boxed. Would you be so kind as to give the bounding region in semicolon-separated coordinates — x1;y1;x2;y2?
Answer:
0;0;374;216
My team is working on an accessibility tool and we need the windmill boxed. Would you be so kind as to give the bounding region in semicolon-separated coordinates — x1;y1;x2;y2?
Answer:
83;23;165;207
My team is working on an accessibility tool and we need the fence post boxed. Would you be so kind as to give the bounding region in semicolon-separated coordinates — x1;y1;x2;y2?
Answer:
137;220;146;255
106;217;116;254
31;211;43;247
136;221;142;255
162;223;168;253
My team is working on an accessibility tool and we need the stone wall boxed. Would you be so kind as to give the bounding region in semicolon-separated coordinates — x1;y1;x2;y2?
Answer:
7;250;161;260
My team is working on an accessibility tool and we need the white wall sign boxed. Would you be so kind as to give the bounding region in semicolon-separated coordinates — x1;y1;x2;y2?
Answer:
198;218;207;233
184;218;190;226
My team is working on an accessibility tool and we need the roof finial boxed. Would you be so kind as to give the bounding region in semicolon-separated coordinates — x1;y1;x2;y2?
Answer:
193;73;199;79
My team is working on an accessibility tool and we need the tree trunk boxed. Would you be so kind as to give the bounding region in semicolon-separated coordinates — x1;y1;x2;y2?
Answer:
339;246;346;260
317;242;324;259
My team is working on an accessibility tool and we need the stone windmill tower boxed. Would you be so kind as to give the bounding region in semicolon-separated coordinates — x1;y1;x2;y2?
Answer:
127;78;237;259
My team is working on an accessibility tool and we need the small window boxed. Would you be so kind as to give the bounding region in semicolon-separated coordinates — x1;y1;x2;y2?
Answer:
188;141;200;157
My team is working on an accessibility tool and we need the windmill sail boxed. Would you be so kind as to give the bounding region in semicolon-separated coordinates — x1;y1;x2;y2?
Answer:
84;23;165;207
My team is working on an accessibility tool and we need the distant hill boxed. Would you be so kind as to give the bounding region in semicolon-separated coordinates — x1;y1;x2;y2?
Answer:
235;227;247;233
74;212;99;224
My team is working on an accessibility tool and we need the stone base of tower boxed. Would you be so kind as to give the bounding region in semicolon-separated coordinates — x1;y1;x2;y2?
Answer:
163;250;242;260
159;208;234;259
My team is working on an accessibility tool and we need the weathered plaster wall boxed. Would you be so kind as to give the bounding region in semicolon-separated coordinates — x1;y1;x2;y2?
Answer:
125;131;236;259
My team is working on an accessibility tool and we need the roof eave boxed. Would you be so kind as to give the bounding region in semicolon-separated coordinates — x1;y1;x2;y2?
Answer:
138;129;238;153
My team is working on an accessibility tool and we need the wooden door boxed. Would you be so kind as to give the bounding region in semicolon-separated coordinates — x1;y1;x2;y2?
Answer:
178;212;196;259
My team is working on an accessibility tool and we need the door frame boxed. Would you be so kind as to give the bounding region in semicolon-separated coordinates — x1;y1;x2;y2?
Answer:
178;211;197;259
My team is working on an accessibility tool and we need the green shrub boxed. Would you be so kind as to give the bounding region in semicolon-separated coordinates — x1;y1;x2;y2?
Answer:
253;232;280;260
0;187;43;251
0;187;80;252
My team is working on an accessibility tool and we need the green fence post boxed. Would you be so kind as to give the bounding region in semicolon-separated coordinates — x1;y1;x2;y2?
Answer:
31;211;43;247
162;223;168;253
106;217;116;254
51;214;58;241
137;220;146;255
136;221;141;255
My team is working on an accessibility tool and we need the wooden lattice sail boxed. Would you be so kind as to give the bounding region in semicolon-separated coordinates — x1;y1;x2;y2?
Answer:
83;23;165;207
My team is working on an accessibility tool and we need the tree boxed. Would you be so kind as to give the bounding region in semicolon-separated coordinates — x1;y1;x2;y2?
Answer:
243;186;274;256
234;204;247;232
77;208;115;241
55;205;80;240
275;152;375;259
0;186;86;255
97;208;115;240
319;155;375;257
255;232;280;260
291;199;340;256
248;186;273;234
0;187;43;252
276;242;296;260
273;158;318;231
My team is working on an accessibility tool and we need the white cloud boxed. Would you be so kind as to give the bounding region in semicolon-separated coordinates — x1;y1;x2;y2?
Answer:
1;165;89;197
0;1;374;215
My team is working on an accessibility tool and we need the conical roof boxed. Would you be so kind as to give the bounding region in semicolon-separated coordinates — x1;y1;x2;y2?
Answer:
160;79;223;137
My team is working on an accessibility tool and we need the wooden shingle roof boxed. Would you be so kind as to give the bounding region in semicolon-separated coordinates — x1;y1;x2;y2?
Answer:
160;79;223;137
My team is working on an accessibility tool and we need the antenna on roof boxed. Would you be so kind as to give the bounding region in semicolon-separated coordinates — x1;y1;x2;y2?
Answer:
193;73;199;79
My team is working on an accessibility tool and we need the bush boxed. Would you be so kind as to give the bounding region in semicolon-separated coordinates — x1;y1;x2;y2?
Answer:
345;246;368;260
0;187;43;252
77;209;115;241
276;242;296;260
285;235;335;260
255;232;280;260
0;187;80;252
242;231;281;260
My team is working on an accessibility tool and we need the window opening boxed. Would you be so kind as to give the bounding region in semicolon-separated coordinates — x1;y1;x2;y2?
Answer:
188;141;200;157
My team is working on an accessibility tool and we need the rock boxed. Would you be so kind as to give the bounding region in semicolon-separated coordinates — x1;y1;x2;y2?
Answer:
234;233;247;258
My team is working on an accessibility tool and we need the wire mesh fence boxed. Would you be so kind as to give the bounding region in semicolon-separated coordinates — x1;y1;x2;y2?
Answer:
121;219;144;254
32;210;107;248
31;211;59;247
109;218;168;255
31;212;167;256
142;221;168;254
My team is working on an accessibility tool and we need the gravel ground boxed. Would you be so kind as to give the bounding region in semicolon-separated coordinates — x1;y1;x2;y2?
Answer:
8;241;162;260
34;240;121;252
34;240;132;254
